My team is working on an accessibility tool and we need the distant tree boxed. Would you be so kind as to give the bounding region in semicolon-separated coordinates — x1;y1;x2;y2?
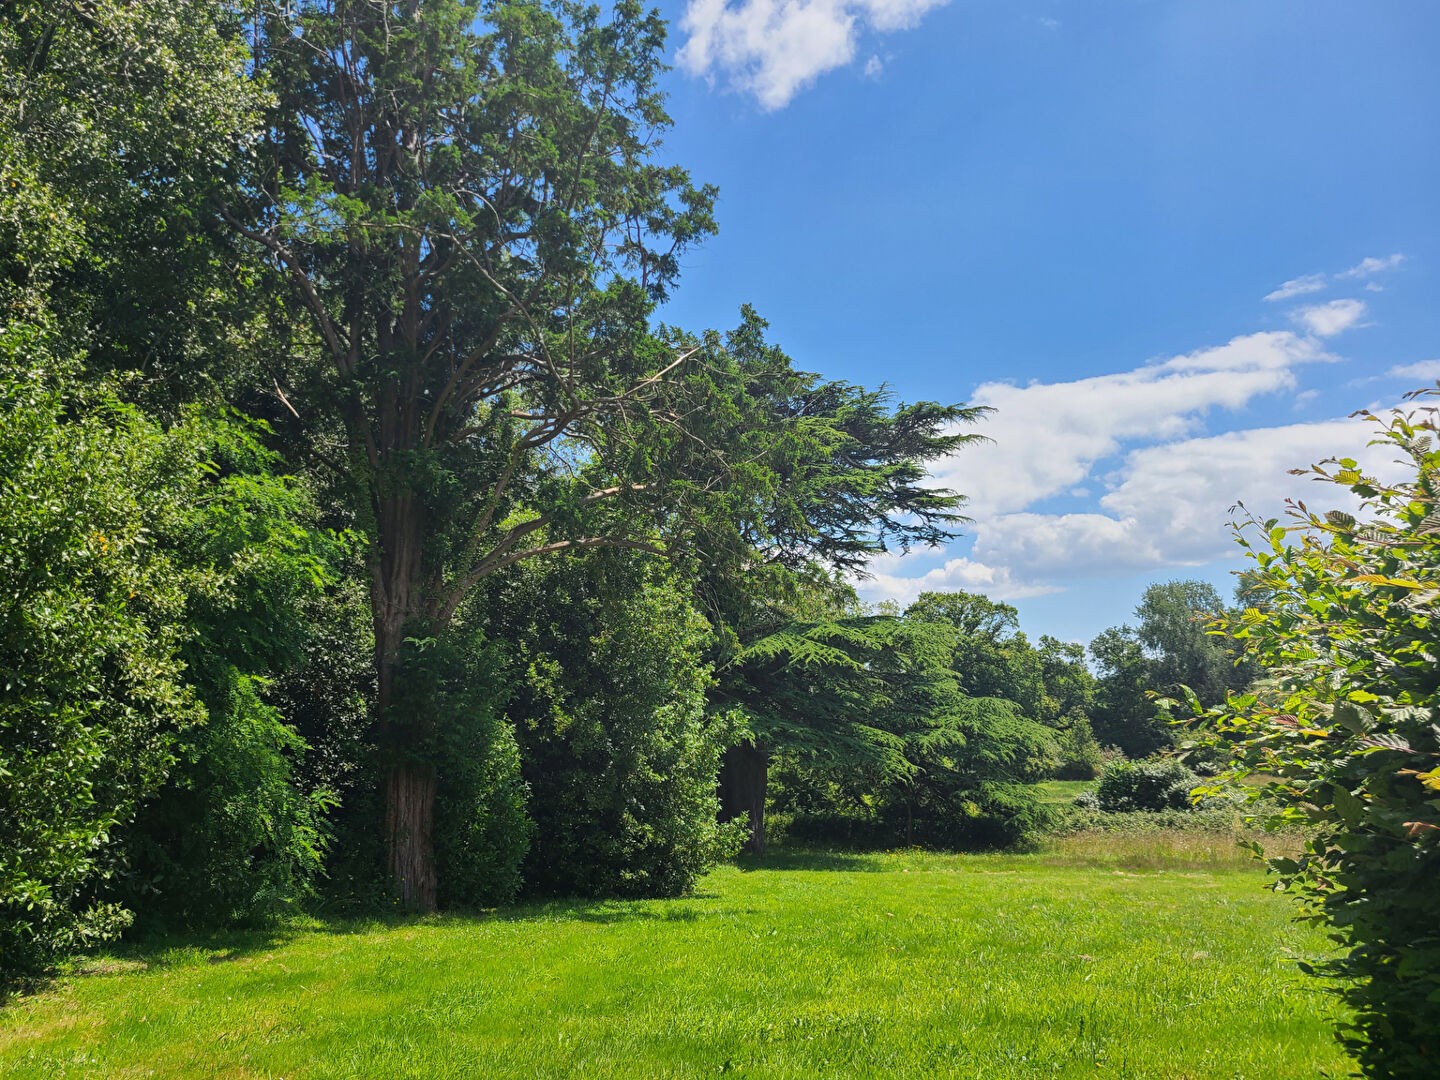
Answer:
905;592;1045;717
1035;636;1101;778
1090;580;1253;757
722;612;1056;852
1088;625;1167;757
1135;580;1252;704
1034;635;1096;726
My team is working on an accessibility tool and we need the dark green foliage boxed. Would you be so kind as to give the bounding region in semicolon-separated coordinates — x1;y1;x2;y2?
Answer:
0;371;342;969
120;672;333;928
905;592;1045;716
1053;715;1105;780
105;412;342;930
1;0;272;410
1088;626;1172;757
402;631;532;910
484;553;738;898
1182;403;1440;1078
741;614;1059;851
1095;758;1199;813
434;714;531;910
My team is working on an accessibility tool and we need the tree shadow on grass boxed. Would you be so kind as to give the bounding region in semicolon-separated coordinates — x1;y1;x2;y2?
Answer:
735;849;890;873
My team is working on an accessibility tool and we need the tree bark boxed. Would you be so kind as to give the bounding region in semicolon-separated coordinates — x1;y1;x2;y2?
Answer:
384;761;438;912
719;741;769;855
371;494;439;911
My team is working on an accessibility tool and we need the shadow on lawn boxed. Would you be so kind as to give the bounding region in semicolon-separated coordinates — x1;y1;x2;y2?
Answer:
24;850;893;994
735;849;889;873
29;895;725;991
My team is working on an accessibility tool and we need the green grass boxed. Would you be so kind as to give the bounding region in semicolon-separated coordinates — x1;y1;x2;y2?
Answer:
1031;779;1096;806
0;845;1349;1079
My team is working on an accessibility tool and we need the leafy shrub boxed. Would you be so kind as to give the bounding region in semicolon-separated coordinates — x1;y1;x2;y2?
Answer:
1096;758;1199;812
119;672;333;928
483;553;739;899
114;417;343;929
1180;403;1440;1078
1054;715;1105;780
427;634;532;910
1071;789;1101;811
0;359;199;977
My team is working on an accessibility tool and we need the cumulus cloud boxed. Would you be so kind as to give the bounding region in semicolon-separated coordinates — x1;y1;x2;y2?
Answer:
1264;273;1326;302
932;330;1333;520
1292;298;1366;337
858;410;1403;607
853;303;1411;607
968;417;1402;581
861;552;1062;607
1338;253;1406;279
677;0;947;109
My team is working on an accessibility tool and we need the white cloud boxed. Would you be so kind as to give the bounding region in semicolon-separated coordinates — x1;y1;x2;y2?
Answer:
1264;273;1326;302
677;0;947;109
862;54;883;78
1292;298;1366;337
1337;253;1406;280
1386;360;1440;383
857;413;1403;606
1038;16;1060;31
971;416;1401;578
933;330;1332;520
861;551;1062;607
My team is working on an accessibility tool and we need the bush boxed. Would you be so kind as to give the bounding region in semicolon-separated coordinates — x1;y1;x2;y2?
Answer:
483;553;739;899
118;672;333;928
113;417;343;929
366;627;533;912
0;357;344;969
429;634;532;910
1096;758;1199;813
1054;715;1105;780
1181;403;1440;1077
0;360;200;978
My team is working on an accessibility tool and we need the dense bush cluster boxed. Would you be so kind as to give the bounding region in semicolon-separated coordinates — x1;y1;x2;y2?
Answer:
1094;759;1201;813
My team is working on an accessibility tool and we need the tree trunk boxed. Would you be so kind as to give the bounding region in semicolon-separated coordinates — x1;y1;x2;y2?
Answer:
385;761;438;911
371;494;438;911
719;741;769;855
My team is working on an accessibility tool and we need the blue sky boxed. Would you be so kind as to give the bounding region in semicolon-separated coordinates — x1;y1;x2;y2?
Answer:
651;0;1440;644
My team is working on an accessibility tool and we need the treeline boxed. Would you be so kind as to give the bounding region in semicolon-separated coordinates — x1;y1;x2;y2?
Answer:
0;0;1252;982
0;0;994;978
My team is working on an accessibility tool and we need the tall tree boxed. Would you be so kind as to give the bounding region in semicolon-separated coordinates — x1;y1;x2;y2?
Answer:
236;1;980;907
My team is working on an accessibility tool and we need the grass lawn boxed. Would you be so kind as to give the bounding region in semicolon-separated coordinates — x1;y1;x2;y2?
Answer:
0;845;1348;1079
1030;779;1096;807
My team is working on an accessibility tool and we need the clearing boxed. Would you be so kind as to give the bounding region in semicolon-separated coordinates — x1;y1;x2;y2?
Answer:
0;846;1347;1079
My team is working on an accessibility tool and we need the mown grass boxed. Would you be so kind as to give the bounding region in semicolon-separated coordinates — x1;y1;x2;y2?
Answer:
0;842;1349;1079
1030;779;1096;807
